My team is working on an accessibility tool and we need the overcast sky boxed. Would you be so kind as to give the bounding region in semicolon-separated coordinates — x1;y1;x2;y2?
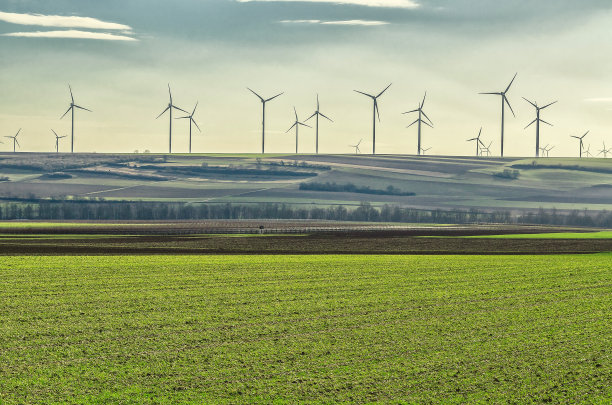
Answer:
1;0;612;156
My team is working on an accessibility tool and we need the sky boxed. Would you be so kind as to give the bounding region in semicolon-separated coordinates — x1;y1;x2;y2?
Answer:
1;0;612;156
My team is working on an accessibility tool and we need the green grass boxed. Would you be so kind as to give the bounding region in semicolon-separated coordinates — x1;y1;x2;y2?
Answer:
469;231;612;239
1;255;610;403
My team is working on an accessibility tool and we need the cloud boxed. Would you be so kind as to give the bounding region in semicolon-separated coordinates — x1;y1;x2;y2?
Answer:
2;30;138;41
238;0;419;9
0;11;132;31
280;19;389;25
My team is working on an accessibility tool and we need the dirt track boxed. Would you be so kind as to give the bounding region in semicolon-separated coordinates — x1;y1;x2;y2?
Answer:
1;233;610;256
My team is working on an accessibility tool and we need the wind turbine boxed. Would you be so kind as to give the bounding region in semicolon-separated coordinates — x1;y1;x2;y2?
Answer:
584;144;593;158
51;129;67;153
480;73;517;157
354;83;392;154
176;102;201;154
420;146;432;155
156;84;188;154
570;131;589;157
403;92;433;155
467;128;485;157
538;144;548;157
599;142;611;158
349;139;362;155
5;129;21;153
305;94;333;154
523;98;557;157
248;88;284;154
544;144;555;157
286;107;311;154
60;85;91;154
481;141;493;157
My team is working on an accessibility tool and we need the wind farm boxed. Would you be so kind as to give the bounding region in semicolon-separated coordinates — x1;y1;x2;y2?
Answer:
2;3;612;404
3;77;612;159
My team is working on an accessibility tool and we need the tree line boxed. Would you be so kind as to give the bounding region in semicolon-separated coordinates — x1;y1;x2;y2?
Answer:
0;200;610;227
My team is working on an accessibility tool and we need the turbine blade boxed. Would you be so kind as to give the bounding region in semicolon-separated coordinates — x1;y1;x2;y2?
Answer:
266;92;284;102
524;119;537;129
423;121;433;128
304;112;317;122
540;119;553;127
69;84;74;103
294;106;298;121
582;130;590;138
504;96;516;117
173;105;189;114
298;122;312;128
421;91;427;108
156;106;170;119
479;92;502;95
60;106;72;119
192;119;202;132
522;97;537;108
317;94;320;110
319;112;333;122
375;100;381;122
247;87;264;101
377;83;392;98
407;119;419;128
402;109;419;115
467;138;478;142
192;102;199;115
16;128;21;137
421;110;433;125
354;90;374;98
286;122;297;133
74;105;92;112
541;100;558;110
168;84;172;103
51;129;59;137
505;72;518;93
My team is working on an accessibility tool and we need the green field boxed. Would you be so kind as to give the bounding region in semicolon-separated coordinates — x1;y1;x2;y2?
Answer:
1;255;610;403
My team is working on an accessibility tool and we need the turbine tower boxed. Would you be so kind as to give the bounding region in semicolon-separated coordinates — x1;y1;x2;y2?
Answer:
467;128;485;157
286;107;311;154
480;73;517;157
350;139;362;154
305;94;333;154
51;129;67;153
523;98;557;157
403;92;433;155
599;142;611;158
354;83;392;155
248;88;283;154
156;84;188;154
60;85;91;154
4;129;21;153
570;131;589;158
177;102;201;154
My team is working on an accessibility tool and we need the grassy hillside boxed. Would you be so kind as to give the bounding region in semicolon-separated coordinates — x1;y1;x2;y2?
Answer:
1;153;611;213
1;254;610;403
